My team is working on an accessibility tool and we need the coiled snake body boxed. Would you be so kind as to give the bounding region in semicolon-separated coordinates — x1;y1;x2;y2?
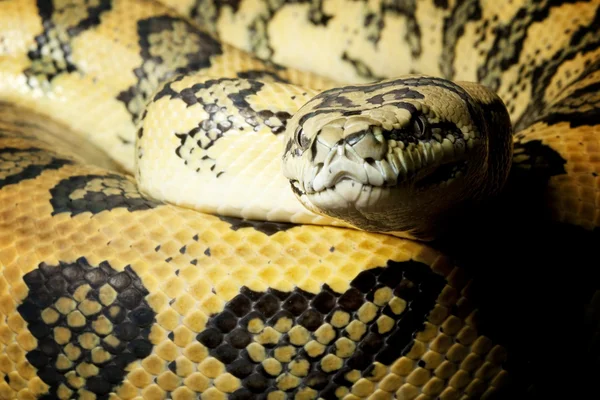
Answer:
0;0;598;399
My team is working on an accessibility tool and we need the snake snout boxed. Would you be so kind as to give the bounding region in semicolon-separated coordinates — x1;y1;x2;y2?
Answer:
344;128;388;161
309;129;393;193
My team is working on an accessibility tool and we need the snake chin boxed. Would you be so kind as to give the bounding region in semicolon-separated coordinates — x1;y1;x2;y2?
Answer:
291;168;471;240
307;179;386;209
292;178;392;229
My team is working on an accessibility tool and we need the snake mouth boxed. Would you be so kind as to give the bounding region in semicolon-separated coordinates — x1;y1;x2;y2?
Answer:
296;159;468;205
289;135;476;226
301;138;473;197
290;177;390;217
290;156;471;235
310;157;397;193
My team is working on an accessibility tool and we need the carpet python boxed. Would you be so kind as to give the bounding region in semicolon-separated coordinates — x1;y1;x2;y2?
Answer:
0;0;598;399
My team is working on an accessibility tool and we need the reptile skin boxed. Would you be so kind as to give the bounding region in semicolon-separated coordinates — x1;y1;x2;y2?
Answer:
0;0;598;399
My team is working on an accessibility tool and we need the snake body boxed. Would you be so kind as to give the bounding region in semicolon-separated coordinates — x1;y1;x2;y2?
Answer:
138;73;513;240
0;0;598;399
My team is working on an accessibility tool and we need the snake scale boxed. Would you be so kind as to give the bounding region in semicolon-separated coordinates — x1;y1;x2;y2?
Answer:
0;0;599;399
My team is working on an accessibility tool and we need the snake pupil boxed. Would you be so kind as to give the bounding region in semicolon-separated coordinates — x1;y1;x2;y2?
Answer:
297;128;311;149
413;116;429;137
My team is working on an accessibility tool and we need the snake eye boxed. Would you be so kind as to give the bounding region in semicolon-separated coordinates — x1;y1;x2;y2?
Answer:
296;128;311;149
413;116;429;137
296;128;303;144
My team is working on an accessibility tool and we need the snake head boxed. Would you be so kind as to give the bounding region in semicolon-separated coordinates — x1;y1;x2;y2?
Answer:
282;75;512;240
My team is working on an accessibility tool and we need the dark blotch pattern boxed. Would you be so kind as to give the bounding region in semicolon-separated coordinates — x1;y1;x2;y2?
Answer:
156;77;293;176
218;216;297;236
117;15;223;123
18;258;155;400
511;139;567;179
49;173;161;216
236;70;290;84
0;147;71;190
366;87;425;105
189;0;244;35
382;1;421;57
199;260;446;398
25;0;112;85
537;73;600;129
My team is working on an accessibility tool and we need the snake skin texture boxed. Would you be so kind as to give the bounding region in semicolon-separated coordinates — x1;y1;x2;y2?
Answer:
136;74;352;228
0;0;599;399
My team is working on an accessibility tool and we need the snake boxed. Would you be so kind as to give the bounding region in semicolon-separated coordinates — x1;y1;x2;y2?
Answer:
0;0;598;399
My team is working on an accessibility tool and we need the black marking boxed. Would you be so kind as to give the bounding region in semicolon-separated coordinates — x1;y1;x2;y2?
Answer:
236;70;290;83
434;0;449;9
197;260;446;396
341;52;386;81
481;1;600;130
255;293;281;318
289;181;305;198
166;78;293;176
301;76;469;123
305;0;333;26
0;147;71;190
479;1;571;85
538;74;600;128
24;0;112;86
242;0;334;62
198;327;224;349
190;0;243;35
168;361;177;374
117;15;223;123
49;174;161;216
363;12;384;44
361;0;421;55
218;216;296;236
440;0;482;79
381;0;422;57
19;258;155;400
153;75;186;102
117;135;132;145
366;87;425;105
511;139;567;179
284;138;294;156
